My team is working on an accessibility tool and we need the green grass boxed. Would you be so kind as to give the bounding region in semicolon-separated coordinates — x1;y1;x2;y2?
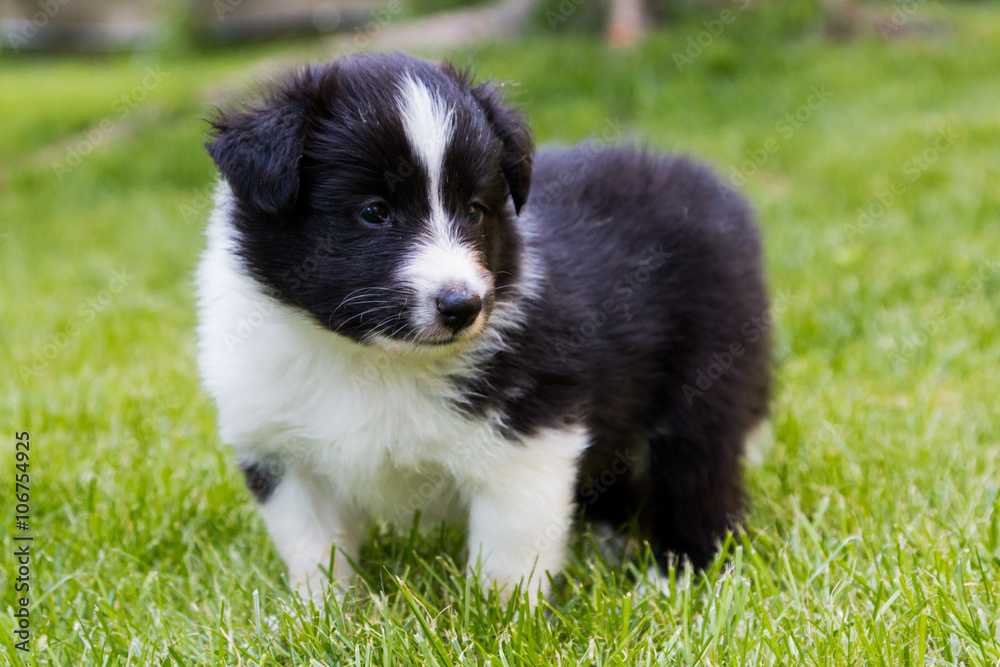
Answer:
2;3;999;664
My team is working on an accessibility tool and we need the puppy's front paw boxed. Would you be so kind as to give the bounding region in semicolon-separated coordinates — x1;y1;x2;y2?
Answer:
288;556;356;608
290;566;331;607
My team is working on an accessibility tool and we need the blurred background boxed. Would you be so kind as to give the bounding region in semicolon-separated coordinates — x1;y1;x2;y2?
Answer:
0;0;978;51
1;0;998;663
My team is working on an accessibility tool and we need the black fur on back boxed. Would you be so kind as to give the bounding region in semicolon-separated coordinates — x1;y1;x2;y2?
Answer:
453;144;771;569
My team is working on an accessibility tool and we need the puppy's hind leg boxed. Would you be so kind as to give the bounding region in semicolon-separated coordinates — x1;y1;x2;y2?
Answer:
642;414;747;575
239;455;365;605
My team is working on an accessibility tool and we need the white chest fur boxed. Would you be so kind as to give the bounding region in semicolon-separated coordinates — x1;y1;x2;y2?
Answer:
197;194;523;523
197;188;588;604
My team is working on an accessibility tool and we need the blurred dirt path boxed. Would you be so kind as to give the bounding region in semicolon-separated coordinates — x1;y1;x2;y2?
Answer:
337;0;538;52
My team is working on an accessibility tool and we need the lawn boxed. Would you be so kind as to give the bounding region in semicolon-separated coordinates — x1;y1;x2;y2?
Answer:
1;2;999;664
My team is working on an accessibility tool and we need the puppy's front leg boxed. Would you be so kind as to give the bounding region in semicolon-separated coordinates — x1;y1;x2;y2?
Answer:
240;456;363;604
465;428;588;605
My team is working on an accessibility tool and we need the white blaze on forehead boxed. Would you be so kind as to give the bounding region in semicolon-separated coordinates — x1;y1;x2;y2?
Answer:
397;74;455;242
396;72;489;336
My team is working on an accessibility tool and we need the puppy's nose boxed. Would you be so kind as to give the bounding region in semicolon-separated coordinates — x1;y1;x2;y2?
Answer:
436;290;482;333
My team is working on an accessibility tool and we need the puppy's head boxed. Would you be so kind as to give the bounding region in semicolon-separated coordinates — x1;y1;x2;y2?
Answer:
207;53;533;349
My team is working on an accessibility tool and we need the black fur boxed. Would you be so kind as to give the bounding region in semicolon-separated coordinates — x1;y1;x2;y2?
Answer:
207;52;770;572
239;459;284;504
207;74;314;214
209;54;523;345
469;81;534;214
457;146;771;569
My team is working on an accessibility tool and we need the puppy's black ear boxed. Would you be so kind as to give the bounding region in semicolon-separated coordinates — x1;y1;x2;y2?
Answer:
207;68;323;215
470;81;534;214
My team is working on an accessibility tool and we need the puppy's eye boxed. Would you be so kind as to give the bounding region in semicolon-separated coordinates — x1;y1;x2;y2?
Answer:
359;203;391;225
467;204;485;225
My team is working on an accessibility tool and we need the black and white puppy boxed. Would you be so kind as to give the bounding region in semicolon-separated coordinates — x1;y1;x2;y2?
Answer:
197;52;770;604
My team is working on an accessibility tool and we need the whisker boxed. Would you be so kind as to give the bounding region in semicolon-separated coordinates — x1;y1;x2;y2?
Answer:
332;294;383;313
363;314;403;343
336;299;391;309
332;305;394;332
385;300;415;338
331;287;400;314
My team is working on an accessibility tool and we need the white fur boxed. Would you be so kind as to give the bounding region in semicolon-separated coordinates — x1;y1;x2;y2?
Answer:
467;425;587;601
395;75;491;339
397;74;453;244
197;184;587;605
256;467;363;604
397;238;491;339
